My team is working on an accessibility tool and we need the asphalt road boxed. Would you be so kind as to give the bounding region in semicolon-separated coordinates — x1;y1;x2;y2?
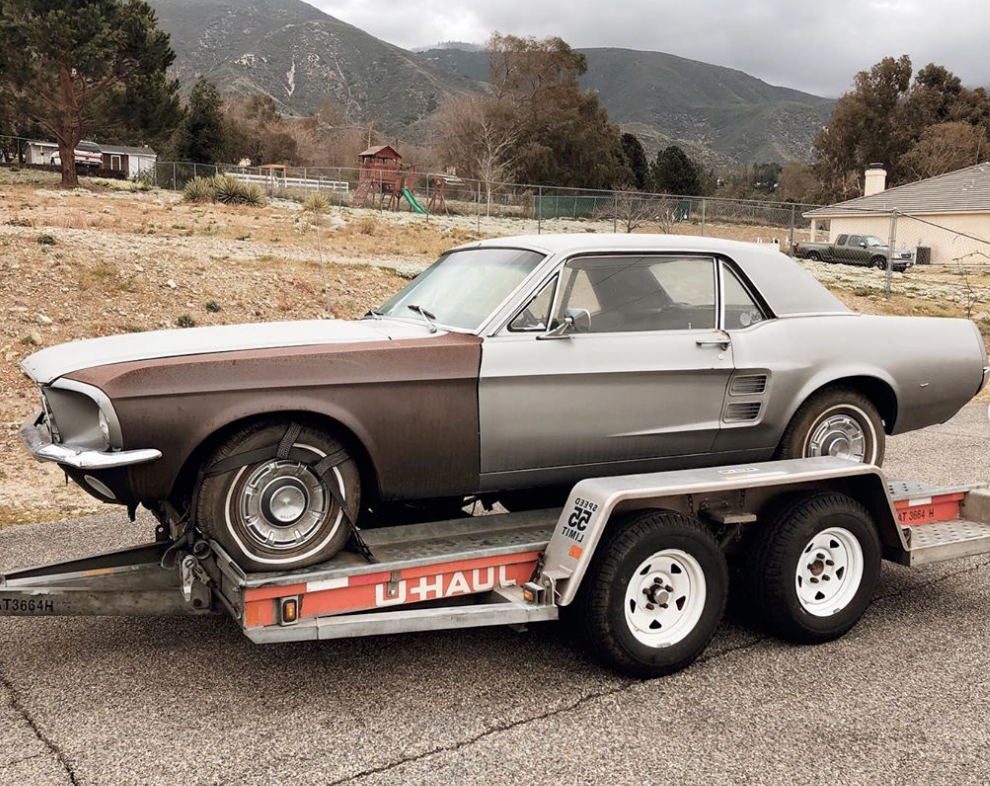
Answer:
2;404;990;786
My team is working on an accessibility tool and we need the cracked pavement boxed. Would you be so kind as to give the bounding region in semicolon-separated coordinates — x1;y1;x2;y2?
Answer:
2;404;990;785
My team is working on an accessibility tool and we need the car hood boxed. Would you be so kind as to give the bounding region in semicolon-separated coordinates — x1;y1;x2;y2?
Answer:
20;318;437;384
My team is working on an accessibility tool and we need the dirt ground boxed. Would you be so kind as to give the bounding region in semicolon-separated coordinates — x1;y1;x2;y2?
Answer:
2;167;988;526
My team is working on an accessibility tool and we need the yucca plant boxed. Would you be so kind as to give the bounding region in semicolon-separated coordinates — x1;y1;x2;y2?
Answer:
210;174;247;205
242;183;266;207
302;193;332;214
183;176;214;203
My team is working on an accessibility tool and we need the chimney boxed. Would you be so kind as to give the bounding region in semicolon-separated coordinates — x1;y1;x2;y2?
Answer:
864;163;887;196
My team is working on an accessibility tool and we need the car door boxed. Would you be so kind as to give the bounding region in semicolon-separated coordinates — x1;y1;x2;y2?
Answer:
478;254;734;479
829;235;848;263
846;235;869;266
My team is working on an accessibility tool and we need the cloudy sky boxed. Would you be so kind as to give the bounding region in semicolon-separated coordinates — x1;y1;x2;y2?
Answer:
305;0;990;98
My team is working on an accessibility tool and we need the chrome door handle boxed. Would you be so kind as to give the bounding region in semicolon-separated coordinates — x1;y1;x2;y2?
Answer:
696;339;731;349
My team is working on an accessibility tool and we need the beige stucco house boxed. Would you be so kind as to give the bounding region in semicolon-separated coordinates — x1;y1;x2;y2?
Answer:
804;163;990;266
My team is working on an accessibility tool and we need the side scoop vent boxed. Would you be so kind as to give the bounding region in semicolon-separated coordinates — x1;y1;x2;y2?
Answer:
730;374;768;396
724;402;762;423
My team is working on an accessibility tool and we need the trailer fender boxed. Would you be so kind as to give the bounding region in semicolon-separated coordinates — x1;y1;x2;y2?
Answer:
541;457;905;606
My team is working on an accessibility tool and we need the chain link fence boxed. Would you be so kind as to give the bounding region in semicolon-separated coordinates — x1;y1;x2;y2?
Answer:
151;160;820;246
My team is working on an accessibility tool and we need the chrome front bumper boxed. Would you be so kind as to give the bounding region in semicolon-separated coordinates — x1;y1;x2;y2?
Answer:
20;413;162;470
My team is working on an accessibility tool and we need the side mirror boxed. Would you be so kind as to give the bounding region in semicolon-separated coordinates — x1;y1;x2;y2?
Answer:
859;242;867;248
537;308;591;340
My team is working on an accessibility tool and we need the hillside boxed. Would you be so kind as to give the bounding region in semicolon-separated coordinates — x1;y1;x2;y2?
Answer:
417;46;834;164
148;0;471;133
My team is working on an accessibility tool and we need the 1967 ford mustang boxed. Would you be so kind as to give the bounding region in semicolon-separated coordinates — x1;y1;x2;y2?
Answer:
20;234;989;570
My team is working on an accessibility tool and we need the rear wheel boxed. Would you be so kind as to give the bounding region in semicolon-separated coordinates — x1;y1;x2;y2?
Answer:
746;492;880;643
572;510;728;678
196;420;361;572
806;251;822;262
777;386;885;467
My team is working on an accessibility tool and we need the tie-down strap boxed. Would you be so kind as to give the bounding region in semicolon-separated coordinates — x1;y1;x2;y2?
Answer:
203;423;376;563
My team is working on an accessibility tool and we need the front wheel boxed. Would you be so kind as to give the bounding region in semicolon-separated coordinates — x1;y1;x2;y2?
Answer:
776;386;885;467
571;510;728;678
872;256;887;270
746;492;881;643
196;420;361;572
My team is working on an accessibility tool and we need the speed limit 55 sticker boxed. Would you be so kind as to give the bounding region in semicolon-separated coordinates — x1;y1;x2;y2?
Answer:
561;497;599;543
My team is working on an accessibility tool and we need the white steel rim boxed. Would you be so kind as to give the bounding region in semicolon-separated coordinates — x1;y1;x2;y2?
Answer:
624;549;707;647
795;527;864;617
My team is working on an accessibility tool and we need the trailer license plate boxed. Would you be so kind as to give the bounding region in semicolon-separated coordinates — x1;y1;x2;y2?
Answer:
0;597;56;614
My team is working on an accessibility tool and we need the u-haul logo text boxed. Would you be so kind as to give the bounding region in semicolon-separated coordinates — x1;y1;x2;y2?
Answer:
374;565;518;607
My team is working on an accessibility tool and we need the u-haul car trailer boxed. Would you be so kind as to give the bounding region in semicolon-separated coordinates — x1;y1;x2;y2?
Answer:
3;457;990;677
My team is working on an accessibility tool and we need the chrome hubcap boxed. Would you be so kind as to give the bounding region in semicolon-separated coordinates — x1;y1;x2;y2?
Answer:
239;459;329;551
807;414;867;462
795;527;864;616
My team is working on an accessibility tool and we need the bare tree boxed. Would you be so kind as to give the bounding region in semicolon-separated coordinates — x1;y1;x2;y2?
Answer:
433;95;521;215
952;250;990;318
593;189;679;234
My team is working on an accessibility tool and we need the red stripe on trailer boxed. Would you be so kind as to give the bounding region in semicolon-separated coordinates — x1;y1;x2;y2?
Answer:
242;550;543;629
895;492;965;526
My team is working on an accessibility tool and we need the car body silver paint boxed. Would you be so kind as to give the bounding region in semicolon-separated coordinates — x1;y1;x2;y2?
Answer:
21;318;435;384
476;236;984;489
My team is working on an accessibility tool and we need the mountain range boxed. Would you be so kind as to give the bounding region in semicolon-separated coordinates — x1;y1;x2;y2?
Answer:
148;0;834;164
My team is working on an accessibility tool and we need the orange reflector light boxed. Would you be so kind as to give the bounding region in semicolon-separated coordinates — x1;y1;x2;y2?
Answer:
568;544;583;560
522;586;537;603
280;597;299;625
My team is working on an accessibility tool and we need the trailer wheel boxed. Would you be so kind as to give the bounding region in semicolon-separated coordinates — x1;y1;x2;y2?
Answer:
747;493;880;644
573;510;727;678
196;420;361;572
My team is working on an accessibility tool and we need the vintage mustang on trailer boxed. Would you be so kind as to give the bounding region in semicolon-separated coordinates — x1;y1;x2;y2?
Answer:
19;234;989;573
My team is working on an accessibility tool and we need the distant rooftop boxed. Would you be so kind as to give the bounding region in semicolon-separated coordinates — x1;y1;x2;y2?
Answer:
806;162;990;218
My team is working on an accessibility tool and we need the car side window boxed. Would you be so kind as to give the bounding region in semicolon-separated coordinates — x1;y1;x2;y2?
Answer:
553;256;716;333
836;234;848;246
722;265;766;330
508;276;557;332
848;235;863;247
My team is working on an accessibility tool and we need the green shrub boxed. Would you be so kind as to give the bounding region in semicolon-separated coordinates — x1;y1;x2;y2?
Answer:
37;234;55;245
175;314;196;328
205;300;221;313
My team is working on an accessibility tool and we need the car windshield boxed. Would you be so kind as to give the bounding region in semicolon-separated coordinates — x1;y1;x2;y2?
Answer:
376;248;545;331
864;236;886;247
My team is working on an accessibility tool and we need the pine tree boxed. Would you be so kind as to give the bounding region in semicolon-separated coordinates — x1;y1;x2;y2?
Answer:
621;133;649;191
171;78;230;164
651;145;703;195
0;0;179;187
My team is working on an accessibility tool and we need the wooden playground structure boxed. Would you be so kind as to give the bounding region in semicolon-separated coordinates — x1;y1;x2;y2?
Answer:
351;145;427;214
350;145;462;215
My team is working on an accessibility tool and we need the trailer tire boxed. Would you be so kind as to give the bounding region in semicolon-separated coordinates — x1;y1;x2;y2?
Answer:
196;420;361;572
572;510;727;679
747;492;880;644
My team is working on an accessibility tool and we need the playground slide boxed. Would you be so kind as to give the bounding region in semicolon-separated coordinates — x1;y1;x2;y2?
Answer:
401;188;428;215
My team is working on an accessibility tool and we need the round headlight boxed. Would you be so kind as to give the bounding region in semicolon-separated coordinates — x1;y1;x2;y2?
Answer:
98;410;111;445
